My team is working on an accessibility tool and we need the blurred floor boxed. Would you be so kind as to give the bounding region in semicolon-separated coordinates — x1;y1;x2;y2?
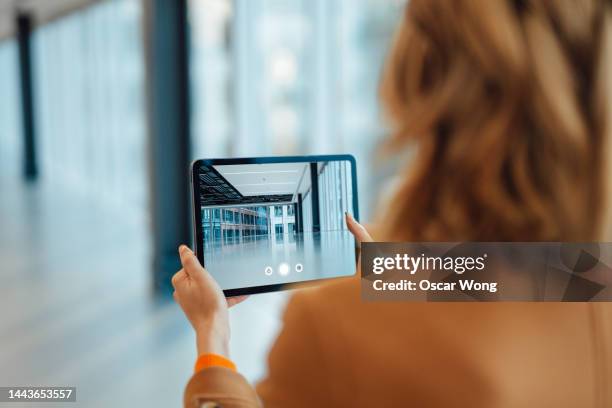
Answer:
0;177;288;407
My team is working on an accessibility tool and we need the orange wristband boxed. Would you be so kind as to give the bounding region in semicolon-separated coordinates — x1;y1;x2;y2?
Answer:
194;353;237;373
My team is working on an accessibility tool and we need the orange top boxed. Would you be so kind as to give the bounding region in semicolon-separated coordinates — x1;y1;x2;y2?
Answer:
194;353;237;373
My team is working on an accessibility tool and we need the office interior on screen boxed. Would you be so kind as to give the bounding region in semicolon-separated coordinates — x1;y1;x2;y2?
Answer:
196;161;356;289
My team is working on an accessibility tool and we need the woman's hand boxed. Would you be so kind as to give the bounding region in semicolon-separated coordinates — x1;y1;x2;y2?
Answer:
346;213;374;277
345;212;373;243
171;245;247;358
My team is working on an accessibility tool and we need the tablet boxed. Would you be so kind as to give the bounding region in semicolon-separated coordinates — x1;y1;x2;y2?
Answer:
191;155;359;296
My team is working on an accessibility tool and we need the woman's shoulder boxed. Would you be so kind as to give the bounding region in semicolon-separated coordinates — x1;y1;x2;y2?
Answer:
287;278;609;336
288;277;361;313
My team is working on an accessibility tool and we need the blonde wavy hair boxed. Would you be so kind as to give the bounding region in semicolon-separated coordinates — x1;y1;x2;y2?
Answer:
379;0;612;241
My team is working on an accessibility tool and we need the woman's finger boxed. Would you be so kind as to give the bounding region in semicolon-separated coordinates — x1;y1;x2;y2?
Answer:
226;295;249;308
345;212;373;243
171;269;186;288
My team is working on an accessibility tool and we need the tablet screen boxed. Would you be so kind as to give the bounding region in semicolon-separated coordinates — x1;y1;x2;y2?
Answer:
194;158;358;292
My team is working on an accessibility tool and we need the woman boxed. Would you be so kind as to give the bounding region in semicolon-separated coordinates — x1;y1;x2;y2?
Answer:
173;0;612;406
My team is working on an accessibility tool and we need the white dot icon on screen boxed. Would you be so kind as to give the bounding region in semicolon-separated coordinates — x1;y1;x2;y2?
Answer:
278;263;290;276
264;266;273;276
295;263;303;273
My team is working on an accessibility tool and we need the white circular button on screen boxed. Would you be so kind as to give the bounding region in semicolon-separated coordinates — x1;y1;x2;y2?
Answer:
264;266;273;276
295;263;303;272
278;263;290;276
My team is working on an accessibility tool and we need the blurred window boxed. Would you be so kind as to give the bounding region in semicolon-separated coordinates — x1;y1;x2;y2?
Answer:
32;0;146;217
189;0;405;219
0;39;21;177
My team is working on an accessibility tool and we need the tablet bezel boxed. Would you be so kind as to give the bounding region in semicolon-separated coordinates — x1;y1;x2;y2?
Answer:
190;154;360;297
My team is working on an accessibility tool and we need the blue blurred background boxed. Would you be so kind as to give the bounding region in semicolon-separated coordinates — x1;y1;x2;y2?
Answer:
0;0;404;406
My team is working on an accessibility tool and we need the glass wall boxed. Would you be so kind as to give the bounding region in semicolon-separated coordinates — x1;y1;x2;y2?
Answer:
189;0;405;219
33;0;146;215
318;160;352;232
0;39;21;177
